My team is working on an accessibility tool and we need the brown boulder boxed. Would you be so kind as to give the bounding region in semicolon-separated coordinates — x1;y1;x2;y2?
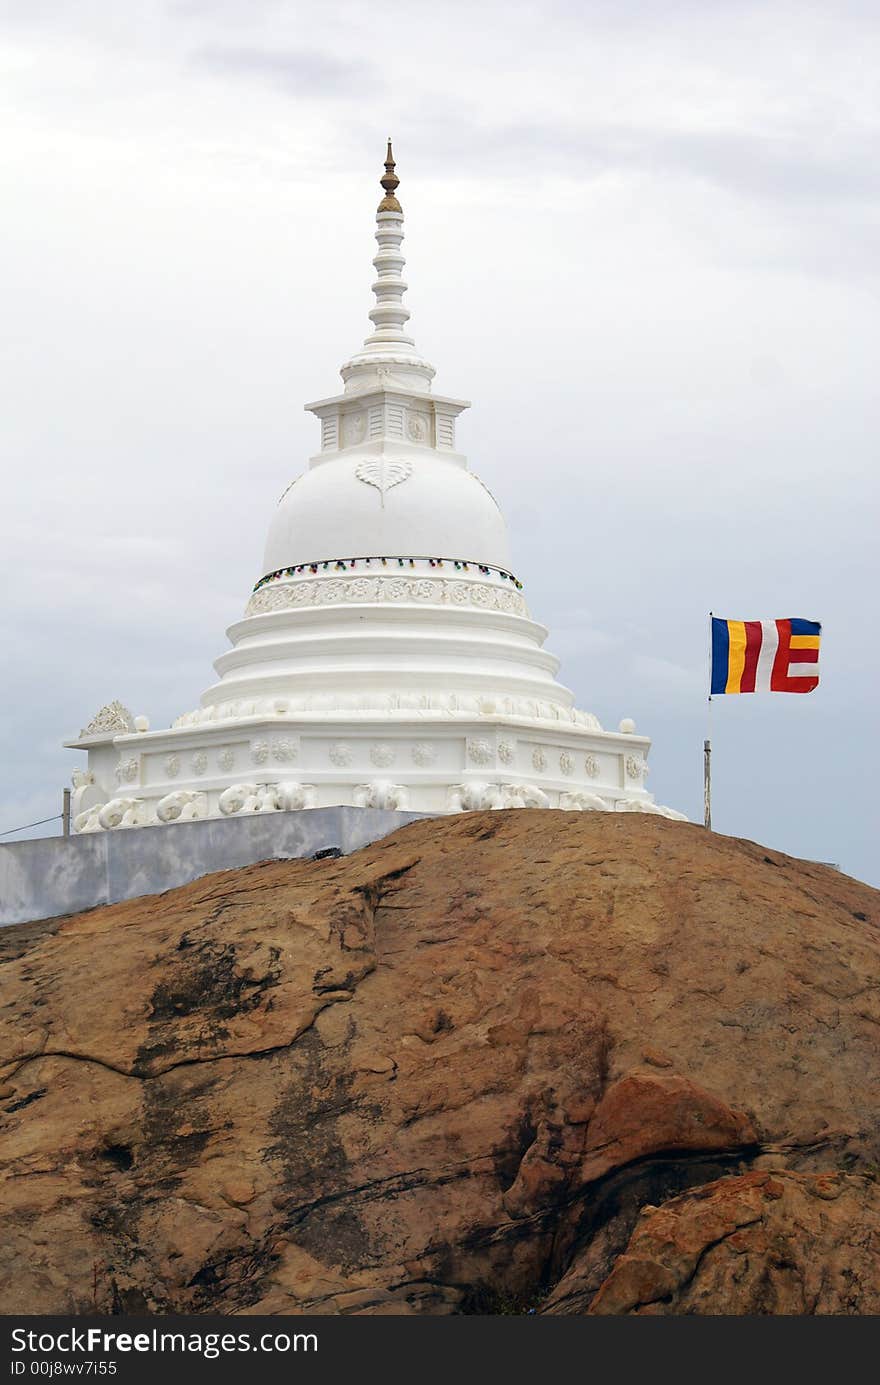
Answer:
586;1170;880;1314
0;810;878;1315
580;1071;758;1182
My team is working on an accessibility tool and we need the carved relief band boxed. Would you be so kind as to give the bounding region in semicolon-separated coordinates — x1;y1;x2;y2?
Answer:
246;576;529;619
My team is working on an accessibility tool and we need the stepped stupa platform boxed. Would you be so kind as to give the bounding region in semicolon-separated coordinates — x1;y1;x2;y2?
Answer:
66;144;685;832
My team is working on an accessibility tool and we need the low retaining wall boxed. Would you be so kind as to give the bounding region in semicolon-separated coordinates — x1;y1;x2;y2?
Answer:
0;808;426;928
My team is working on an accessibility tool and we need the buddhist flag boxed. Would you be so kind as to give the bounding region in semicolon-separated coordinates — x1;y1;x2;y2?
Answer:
710;617;821;694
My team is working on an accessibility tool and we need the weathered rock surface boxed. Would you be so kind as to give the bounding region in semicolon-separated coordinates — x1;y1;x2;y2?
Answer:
584;1171;880;1315
0;811;878;1315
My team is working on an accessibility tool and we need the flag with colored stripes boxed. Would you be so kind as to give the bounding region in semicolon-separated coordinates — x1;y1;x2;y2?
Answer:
711;617;821;694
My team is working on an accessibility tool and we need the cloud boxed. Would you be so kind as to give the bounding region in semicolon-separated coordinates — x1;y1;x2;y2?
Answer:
0;0;877;882
388;106;880;219
631;654;704;696
190;44;379;96
548;614;624;660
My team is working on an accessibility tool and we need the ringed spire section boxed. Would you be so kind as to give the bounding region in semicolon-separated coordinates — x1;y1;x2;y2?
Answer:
340;140;435;395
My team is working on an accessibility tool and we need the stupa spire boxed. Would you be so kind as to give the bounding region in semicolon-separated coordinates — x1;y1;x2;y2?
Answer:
377;138;401;212
339;140;436;394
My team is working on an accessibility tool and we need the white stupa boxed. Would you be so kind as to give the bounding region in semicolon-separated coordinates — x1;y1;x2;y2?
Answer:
67;144;684;832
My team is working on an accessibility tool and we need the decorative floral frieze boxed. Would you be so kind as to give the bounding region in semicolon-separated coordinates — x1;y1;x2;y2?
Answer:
626;755;647;780
115;757;139;784
467;738;494;766
370;743;395;767
559;751;575;776
532;747;548;772
272;737;299;763
251;740;270;766
174;692;603;730
498;740;516;765
218;748;235;771
246;575;528;619
411;742;437;767
584;754;600;779
329;743;354;767
191;752;208;776
164;754;180;778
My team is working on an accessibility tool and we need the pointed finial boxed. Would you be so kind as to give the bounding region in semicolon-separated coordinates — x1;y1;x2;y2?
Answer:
378;137;401;212
336;133;436;392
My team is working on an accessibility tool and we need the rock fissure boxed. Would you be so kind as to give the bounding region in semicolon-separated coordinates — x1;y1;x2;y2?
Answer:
2;996;354;1084
280;1158;492;1231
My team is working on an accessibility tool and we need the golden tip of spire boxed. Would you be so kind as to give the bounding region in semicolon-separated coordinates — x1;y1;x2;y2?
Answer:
378;137;401;213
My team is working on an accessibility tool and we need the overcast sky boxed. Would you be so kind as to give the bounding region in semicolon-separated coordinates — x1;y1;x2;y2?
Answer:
2;0;878;883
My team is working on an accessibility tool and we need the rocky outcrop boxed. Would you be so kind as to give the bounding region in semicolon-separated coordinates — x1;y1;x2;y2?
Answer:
584;1171;880;1315
0;811;878;1315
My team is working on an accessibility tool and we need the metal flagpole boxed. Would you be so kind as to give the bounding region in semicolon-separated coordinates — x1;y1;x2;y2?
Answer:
704;612;713;830
703;734;711;830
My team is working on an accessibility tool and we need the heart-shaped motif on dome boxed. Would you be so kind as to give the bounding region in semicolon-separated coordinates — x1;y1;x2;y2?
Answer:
355;457;413;507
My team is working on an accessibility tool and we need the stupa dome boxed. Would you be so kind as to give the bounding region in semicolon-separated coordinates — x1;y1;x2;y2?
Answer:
262;450;512;576
65;140;686;831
